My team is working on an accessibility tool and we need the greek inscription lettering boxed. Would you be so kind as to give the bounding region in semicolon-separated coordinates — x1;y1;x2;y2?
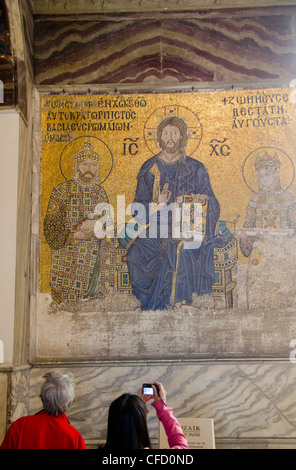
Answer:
222;91;290;130
42;96;146;143
223;93;289;106
123;138;139;156
210;138;230;157
232;116;289;129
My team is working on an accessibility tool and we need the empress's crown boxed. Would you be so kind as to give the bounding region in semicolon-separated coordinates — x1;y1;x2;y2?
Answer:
255;151;281;172
73;141;99;162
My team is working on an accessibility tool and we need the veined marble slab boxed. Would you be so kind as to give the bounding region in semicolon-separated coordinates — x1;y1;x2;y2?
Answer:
29;362;296;443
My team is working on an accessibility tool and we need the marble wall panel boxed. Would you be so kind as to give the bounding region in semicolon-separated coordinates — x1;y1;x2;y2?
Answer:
8;368;30;424
0;373;8;443
29;362;296;447
34;7;296;86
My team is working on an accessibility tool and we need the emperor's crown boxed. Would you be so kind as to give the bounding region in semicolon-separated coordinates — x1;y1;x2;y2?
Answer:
73;141;99;163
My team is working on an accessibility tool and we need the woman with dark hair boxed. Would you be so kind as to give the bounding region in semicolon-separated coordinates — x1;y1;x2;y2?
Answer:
104;382;188;450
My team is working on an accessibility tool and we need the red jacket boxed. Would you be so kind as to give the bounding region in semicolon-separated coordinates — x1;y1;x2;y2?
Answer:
0;410;86;449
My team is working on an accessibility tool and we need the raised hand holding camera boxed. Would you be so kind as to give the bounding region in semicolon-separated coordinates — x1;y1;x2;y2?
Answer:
153;381;166;405
141;382;166;405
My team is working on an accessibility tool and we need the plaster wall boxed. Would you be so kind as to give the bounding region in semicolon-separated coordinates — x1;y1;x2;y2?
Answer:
0;112;20;365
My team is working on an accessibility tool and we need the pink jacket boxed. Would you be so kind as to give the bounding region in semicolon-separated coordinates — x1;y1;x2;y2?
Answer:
151;400;188;449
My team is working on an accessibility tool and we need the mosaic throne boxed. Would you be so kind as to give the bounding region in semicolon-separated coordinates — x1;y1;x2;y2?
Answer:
115;220;238;309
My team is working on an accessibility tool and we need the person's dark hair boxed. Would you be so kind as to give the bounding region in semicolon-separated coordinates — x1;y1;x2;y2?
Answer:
104;393;151;450
157;116;188;152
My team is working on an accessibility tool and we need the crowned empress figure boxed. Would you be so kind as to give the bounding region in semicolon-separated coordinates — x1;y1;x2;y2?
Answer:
240;150;296;257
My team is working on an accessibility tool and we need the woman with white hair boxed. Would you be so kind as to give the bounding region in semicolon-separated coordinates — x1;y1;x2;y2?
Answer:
0;370;86;449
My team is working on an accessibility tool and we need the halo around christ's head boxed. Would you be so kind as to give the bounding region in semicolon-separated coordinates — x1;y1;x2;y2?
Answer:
144;105;202;156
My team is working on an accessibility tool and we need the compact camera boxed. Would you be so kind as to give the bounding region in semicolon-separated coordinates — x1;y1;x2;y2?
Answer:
142;383;160;396
142;383;154;396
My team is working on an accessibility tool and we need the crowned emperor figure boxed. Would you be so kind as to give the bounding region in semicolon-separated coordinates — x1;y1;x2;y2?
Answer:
44;141;114;304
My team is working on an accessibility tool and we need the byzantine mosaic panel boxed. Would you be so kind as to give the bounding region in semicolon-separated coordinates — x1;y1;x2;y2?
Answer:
39;88;296;315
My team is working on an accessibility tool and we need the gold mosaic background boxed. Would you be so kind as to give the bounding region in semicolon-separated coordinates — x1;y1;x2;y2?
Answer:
40;88;296;293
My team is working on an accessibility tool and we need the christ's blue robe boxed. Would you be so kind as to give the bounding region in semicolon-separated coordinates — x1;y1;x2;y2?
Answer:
127;153;223;310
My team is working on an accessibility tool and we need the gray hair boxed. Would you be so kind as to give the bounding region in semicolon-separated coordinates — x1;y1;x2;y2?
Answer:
40;371;75;416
